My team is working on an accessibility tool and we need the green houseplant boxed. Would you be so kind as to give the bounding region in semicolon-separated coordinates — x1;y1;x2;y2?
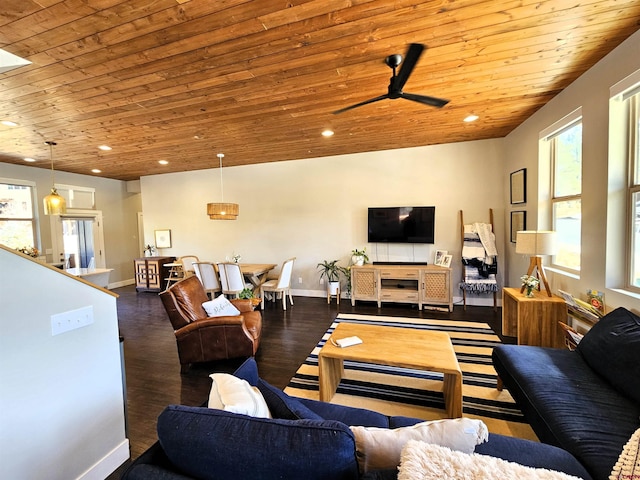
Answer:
351;248;369;266
317;259;342;295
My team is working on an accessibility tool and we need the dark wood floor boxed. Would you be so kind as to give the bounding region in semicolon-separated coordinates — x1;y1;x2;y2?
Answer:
110;285;504;477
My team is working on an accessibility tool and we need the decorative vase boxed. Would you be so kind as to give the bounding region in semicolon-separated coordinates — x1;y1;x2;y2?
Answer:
352;255;364;266
525;286;535;297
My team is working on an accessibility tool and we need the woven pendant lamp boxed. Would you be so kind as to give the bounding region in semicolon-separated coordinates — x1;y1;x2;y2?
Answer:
207;153;238;220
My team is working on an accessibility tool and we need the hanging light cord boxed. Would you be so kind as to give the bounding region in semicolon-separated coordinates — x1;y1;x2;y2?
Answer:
218;153;224;202
45;141;57;189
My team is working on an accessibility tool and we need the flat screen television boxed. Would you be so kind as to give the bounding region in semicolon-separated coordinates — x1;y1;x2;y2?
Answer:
368;206;435;244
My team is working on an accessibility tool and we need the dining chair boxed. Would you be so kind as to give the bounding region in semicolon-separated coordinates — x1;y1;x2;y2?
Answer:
179;255;199;277
193;262;222;299
260;257;295;310
217;262;251;298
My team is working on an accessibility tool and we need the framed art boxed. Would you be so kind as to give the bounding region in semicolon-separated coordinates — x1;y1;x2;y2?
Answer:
441;254;453;268
154;229;172;248
510;168;527;204
510;211;526;243
434;250;447;266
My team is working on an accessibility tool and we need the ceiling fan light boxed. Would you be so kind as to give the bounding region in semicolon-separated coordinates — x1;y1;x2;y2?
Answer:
43;188;67;215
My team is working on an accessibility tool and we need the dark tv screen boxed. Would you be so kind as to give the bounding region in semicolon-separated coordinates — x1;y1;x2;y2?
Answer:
368;206;435;244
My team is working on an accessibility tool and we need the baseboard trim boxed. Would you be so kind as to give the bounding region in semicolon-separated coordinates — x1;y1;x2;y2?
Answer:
77;439;129;480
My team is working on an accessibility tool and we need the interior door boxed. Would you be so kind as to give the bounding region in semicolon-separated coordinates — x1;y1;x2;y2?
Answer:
50;210;105;269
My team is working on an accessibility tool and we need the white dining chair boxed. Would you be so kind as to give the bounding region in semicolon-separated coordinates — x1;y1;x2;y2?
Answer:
260;257;295;310
217;262;251;298
193;262;221;299
179;255;199;277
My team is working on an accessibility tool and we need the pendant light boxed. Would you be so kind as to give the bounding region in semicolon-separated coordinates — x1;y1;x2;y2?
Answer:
42;141;67;215
207;153;239;220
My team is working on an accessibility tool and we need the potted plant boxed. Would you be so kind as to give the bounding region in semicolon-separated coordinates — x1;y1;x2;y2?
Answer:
238;287;261;307
317;259;342;295
351;248;369;266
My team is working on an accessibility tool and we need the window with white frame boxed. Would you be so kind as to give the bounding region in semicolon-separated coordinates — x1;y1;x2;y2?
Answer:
627;93;640;288
548;119;583;272
0;180;37;251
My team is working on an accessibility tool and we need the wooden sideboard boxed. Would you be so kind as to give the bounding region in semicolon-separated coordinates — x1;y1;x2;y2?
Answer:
502;287;567;348
351;264;452;311
134;256;175;292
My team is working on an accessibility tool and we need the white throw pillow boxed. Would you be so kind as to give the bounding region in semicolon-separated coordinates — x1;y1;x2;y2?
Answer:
610;427;640;480
202;295;241;317
350;418;488;473
398;440;582;480
208;373;271;418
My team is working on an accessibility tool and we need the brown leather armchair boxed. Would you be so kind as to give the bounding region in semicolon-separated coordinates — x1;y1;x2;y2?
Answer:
160;275;262;373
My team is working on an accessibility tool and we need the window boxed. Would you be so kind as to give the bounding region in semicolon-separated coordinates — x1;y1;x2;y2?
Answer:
0;180;37;250
628;93;640;288
549;121;582;272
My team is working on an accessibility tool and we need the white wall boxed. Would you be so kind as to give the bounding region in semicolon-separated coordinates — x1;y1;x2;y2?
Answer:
0;247;128;479
0;162;142;286
503;29;640;312
141;138;505;305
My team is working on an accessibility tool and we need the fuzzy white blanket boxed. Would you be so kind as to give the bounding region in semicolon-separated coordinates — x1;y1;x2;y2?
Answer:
398;440;581;480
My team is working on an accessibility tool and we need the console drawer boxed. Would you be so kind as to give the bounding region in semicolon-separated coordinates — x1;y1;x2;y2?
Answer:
379;268;419;279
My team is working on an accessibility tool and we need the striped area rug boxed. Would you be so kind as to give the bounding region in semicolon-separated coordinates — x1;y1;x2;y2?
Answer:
285;313;537;440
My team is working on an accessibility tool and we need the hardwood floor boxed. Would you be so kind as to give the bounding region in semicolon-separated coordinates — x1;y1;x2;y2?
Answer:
110;285;505;477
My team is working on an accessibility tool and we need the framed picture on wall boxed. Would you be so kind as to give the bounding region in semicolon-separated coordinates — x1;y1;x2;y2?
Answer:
510;168;527;204
510;211;526;243
154;229;172;248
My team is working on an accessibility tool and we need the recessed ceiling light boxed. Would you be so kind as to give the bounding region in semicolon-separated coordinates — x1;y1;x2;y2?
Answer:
91;169;102;173
1;120;18;127
322;129;334;137
158;160;169;165
464;114;479;123
98;145;112;151
24;157;35;162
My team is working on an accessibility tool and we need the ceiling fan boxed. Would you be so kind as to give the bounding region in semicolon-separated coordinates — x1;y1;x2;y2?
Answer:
333;43;449;114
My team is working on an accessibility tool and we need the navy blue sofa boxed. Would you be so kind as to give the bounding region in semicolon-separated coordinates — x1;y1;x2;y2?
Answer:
121;357;591;479
493;307;640;480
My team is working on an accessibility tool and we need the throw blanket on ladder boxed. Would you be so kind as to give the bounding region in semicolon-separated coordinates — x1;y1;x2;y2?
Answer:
460;223;498;293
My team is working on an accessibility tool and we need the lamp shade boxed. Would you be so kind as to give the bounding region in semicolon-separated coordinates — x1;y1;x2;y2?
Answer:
43;188;67;215
515;230;557;255
207;202;239;220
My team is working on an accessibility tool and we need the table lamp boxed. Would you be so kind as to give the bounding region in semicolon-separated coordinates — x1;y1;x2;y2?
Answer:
515;230;557;297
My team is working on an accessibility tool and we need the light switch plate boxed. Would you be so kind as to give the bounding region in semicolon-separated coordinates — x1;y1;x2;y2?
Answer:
51;306;94;336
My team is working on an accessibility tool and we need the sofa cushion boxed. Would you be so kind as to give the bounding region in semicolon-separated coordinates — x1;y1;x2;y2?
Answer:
576;307;640;404
298;397;391;427
257;379;324;420
493;344;639;480
208;373;271;418
157;405;359;480
398;441;582;480
350;418;488;473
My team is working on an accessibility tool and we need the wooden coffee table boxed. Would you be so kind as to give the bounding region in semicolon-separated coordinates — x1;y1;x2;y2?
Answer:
318;322;463;418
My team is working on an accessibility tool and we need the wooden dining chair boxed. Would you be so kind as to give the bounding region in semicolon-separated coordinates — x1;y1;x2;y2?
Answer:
260;257;295;310
179;255;199;277
193;262;221;299
217;262;251;298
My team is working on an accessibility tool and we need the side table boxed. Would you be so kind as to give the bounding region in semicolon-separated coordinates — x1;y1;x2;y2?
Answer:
502;287;567;348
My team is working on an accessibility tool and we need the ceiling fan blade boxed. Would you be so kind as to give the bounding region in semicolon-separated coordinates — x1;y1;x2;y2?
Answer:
400;92;449;108
393;43;424;91
332;94;389;114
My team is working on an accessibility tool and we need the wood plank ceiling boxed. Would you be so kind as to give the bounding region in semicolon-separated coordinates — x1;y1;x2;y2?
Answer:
0;0;639;181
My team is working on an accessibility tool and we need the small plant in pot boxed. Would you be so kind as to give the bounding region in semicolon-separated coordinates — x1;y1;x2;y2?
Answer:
351;248;369;266
317;259;342;295
238;287;261;307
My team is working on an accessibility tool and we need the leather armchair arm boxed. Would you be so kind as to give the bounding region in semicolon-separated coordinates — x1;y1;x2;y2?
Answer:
174;315;245;339
230;298;254;313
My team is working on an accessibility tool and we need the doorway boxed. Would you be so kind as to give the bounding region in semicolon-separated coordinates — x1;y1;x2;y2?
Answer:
50;210;105;269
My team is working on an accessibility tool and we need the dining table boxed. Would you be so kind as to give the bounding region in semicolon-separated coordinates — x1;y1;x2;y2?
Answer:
236;263;277;288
